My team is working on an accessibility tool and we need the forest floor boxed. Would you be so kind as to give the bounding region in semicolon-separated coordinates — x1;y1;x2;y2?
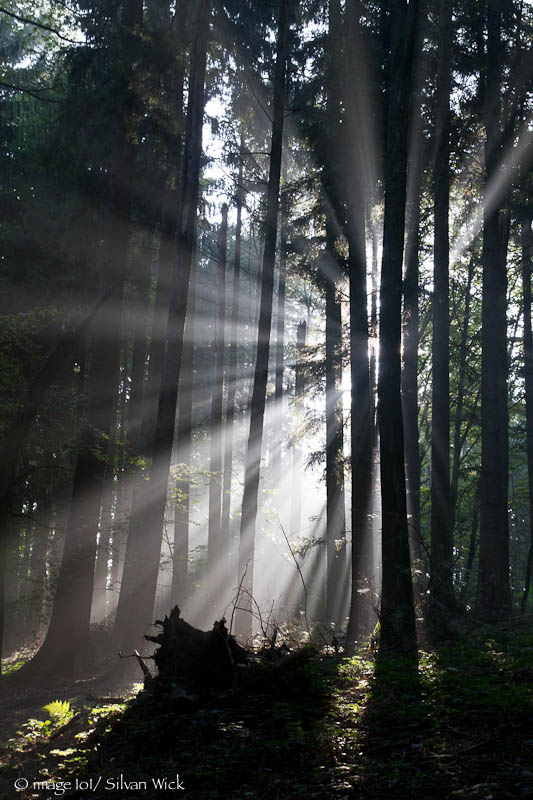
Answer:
0;618;532;800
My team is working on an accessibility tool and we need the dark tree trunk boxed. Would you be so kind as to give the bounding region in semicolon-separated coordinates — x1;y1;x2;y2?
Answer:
325;221;347;627
377;0;418;654
402;11;425;594
477;0;511;614
521;209;533;613
235;0;290;640
324;0;347;629
430;0;453;611
346;223;373;645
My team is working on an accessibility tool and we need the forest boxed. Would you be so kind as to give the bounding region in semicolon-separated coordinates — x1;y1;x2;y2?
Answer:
0;0;532;798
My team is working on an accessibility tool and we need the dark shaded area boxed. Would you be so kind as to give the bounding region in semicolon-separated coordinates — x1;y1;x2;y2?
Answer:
1;620;531;799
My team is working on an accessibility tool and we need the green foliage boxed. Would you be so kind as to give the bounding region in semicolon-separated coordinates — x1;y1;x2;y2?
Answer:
42;700;73;726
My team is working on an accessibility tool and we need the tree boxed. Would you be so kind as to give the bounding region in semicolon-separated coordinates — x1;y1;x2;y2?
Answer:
377;0;418;653
430;0;454;616
477;0;511;614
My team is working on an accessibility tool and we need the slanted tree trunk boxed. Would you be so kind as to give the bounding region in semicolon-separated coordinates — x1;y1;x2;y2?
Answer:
430;0;453;612
477;0;511;614
235;0;290;640
377;0;418;654
114;0;210;654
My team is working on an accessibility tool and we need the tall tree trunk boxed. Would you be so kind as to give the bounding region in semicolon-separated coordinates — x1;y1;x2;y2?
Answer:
171;255;197;609
221;141;244;570
521;208;533;613
477;0;511;614
325;221;347;627
377;0;418;654
273;179;287;475
207;204;228;596
324;0;347;629
430;0;453;612
114;0;210;654
235;0;290;640
402;8;425;594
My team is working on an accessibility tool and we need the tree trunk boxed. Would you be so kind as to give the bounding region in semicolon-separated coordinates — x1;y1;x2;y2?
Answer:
324;0;347;629
377;0;418;654
402;12;425;594
221;140;244;573
430;0;453;612
235;0;290;640
477;0;511;614
521;209;533;613
207;204;228;594
171;255;197;609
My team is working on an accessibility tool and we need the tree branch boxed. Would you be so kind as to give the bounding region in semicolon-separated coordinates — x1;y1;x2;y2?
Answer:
0;4;80;44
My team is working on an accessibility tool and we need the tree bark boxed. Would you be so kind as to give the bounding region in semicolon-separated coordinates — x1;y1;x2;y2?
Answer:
430;0;453;612
171;255;197;609
477;0;511;614
207;204;228;592
324;0;347;629
377;0;418;653
521;208;533;613
221;139;244;574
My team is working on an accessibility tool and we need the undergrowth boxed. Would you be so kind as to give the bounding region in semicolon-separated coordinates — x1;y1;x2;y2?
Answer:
0;620;531;799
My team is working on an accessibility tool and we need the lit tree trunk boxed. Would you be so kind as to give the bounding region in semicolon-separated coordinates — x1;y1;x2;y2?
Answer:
290;320;307;540
477;0;511;614
221;143;244;572
115;0;210;653
430;0;453;612
235;0;290;640
273;183;287;475
377;0;418;654
26;492;51;636
171;255;197;608
207;204;228;594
